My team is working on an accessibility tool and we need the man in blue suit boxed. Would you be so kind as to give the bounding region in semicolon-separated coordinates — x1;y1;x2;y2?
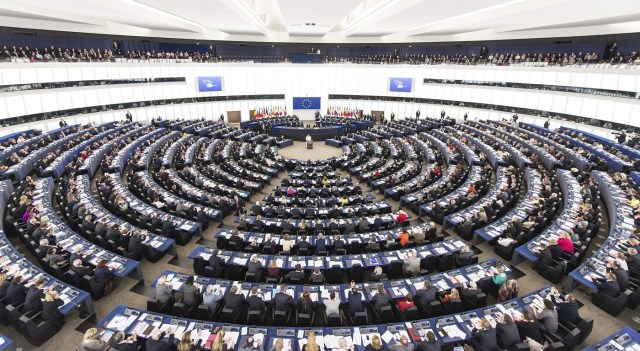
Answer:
347;283;364;318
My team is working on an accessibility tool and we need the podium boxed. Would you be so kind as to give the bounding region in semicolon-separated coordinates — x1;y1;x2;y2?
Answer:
306;140;313;149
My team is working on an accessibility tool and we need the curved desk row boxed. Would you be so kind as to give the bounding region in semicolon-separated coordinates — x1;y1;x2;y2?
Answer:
156;257;508;303
98;286;552;350
0;180;93;316
189;237;464;272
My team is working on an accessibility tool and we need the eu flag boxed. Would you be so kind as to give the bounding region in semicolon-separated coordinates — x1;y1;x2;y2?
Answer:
293;97;321;109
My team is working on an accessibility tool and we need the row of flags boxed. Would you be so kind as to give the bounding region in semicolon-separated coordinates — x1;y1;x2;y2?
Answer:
326;105;361;117
252;105;288;119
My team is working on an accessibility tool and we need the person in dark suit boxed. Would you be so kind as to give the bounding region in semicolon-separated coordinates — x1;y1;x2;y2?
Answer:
548;239;562;260
285;264;305;283
471;318;500;351
298;289;316;317
128;231;145;258
626;248;640;272
371;285;392;314
42;290;64;321
246;287;265;314
224;286;246;315
414;281;437;312
95;218;108;237
82;215;96;232
298;236;311;253
161;219;176;238
282;219;295;233
365;237;379;252
94;259;115;283
506;217;523;237
370;266;388;282
347;284;364;317
549;288;581;325
146;328;174;351
534;243;554;268
457;216;474;238
72;259;93;277
327;219;340;233
461;281;481;306
454;245;474;267
274;284;293;312
208;249;226;275
23;277;46;312
344;221;356;234
608;260;629;291
315;233;327;253
105;225;122;243
417;331;440;351
228;230;244;251
590;272;621;297
333;235;345;254
515;310;543;343
5;275;28;306
496;315;521;350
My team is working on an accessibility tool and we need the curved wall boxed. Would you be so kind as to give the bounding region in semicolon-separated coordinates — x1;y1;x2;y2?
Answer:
0;62;638;137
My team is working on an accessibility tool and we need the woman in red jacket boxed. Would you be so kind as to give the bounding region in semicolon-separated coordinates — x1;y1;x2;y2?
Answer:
397;293;415;313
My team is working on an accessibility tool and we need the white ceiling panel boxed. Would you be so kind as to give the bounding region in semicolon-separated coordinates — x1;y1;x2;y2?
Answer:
0;0;638;43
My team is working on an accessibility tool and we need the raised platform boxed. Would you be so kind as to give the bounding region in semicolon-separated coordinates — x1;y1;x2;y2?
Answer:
272;125;343;141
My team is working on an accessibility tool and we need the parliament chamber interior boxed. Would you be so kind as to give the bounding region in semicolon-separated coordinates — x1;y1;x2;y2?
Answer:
1;1;640;351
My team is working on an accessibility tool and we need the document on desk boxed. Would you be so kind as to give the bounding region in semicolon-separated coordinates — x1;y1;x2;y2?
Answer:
233;257;248;265
434;247;448;255
443;325;466;339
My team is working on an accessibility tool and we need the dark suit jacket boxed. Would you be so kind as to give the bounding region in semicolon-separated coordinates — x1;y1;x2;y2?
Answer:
71;262;92;277
285;270;305;282
161;221;175;235
472;328;499;351
516;320;542;343
496;323;520;349
347;292;364;315
536;249;553;266
274;292;292;311
42;298;64;321
95;223;108;236
454;252;474;267
208;255;226;270
594;279;621;297
224;293;246;314
247;295;265;312
371;293;391;312
627;254;640;272
128;235;144;255
551;295;580;325
24;286;44;312
145;334;174;351
611;267;629;291
94;267;115;283
5;282;27;306
415;287;437;307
